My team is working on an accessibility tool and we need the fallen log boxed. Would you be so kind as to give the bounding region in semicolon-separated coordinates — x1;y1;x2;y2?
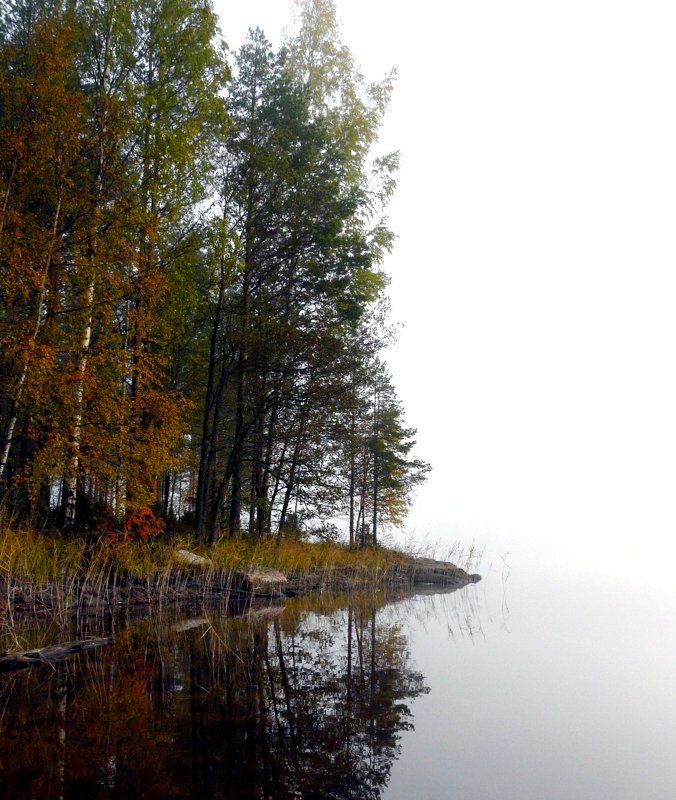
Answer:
0;637;113;673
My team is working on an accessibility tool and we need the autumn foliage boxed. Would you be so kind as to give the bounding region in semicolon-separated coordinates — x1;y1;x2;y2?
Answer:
0;5;195;521
118;507;166;542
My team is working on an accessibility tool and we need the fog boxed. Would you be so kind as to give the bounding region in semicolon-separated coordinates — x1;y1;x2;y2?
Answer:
214;1;676;589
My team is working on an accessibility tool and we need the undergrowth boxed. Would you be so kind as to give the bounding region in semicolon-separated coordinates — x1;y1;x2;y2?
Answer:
0;525;407;580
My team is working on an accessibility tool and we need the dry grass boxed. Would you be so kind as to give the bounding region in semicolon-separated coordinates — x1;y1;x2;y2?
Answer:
0;526;395;581
398;530;484;574
207;534;408;573
0;523;415;631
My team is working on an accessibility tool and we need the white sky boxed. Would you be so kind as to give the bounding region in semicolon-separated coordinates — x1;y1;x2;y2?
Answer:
213;1;676;586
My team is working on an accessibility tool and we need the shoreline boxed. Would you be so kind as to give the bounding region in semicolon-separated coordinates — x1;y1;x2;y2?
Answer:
0;548;480;631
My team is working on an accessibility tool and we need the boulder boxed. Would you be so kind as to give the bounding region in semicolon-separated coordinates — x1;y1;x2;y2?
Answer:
175;549;214;568
240;603;286;622
234;565;287;596
172;617;210;633
409;557;481;586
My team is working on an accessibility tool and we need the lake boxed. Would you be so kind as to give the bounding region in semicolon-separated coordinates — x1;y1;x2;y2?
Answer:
1;561;674;799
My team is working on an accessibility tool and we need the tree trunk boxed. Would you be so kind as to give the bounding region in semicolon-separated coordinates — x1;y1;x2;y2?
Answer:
64;14;113;522
349;433;355;548
372;463;378;550
268;437;288;527
258;407;277;534
195;252;230;537
0;155;18;240
64;275;95;524
0;195;62;486
277;414;307;536
228;218;252;536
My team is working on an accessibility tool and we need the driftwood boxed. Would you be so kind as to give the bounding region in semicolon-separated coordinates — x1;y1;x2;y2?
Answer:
0;637;113;673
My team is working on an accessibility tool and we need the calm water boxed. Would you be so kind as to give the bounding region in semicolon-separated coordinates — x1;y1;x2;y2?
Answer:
386;564;676;799
1;563;674;799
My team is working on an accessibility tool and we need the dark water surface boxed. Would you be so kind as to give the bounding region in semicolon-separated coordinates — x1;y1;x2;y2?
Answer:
1;565;674;799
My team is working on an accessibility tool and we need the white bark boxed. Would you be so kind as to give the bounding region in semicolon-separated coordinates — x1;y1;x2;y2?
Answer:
0;196;62;484
0;156;17;240
63;14;112;520
64;278;95;523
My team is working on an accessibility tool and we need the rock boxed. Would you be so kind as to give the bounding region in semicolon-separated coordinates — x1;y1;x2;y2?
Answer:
234;565;287;596
239;603;286;622
175;549;214;568
172;617;210;633
408;557;481;586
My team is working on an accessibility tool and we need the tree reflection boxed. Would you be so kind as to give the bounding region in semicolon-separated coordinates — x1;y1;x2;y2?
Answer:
0;596;429;799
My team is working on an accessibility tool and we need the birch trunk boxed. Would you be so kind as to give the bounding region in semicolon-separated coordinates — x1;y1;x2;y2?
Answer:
63;16;112;522
63;277;95;523
0;156;18;240
0;196;62;484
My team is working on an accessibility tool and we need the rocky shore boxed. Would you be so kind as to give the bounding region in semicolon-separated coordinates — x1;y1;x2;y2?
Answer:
1;551;480;625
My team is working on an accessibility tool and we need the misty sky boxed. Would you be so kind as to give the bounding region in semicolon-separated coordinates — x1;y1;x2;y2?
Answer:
213;1;676;588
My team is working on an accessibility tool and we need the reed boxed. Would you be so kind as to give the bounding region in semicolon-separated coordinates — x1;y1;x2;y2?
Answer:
0;523;416;630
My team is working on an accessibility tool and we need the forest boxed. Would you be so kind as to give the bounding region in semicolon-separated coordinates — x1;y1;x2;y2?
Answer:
0;0;430;547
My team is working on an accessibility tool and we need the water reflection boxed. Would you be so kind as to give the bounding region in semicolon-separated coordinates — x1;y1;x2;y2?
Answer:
389;577;505;645
0;591;456;799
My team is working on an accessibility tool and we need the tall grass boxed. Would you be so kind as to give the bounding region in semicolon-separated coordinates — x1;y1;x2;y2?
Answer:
398;530;484;574
0;523;416;633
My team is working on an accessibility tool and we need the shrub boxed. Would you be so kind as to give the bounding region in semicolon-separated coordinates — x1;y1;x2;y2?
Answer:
115;507;165;543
